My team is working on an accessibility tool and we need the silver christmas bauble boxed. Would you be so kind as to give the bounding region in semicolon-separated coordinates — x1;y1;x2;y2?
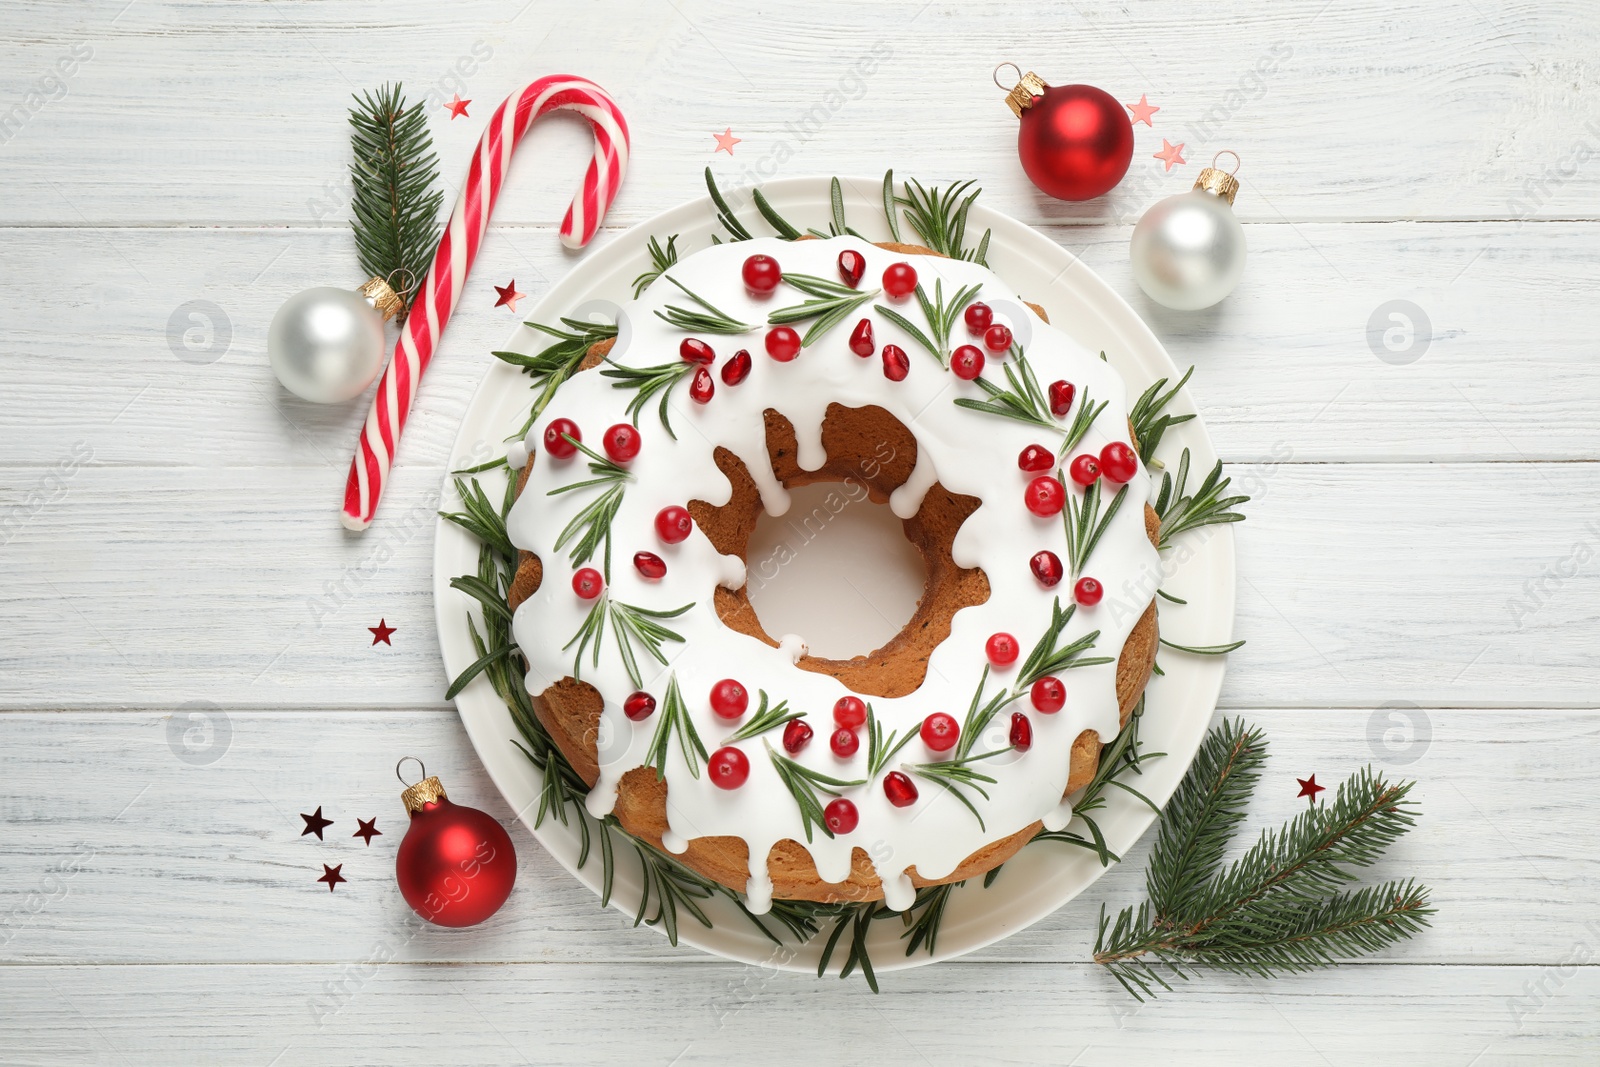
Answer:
1130;163;1247;311
268;285;389;403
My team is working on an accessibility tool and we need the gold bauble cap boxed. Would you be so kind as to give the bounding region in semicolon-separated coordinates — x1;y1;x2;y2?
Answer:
401;775;448;813
359;275;404;322
1194;151;1242;205
994;63;1048;118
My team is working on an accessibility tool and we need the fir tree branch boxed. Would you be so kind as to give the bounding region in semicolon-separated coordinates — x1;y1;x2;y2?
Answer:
348;83;442;317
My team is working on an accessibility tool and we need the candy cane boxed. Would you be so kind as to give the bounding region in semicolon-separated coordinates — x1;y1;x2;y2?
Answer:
340;75;630;531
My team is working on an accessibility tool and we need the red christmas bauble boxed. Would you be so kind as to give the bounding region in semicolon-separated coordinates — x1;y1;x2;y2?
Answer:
1010;76;1132;202
395;770;516;928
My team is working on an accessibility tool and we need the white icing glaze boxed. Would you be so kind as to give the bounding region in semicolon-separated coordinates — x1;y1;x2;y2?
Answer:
507;236;1159;912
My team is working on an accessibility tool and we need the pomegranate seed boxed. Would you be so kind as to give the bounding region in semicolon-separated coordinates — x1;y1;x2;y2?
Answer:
848;317;875;357
950;345;985;381
679;337;715;365
571;567;604;600
983;324;1013;353
655;506;693;544
1048;380;1076;417
721;349;752;385
824;797;859;835
830;727;859;758
709;679;749;720
709;747;750;789
1025;475;1066;517
1018;444;1055;472
603;423;641;463
833;696;867;729
920;712;959;752
633;551;666;580
1009;712;1033;751
882;344;909;382
689;366;715;404
1075;576;1104;606
986;632;1020;667
837;249;866;289
1031;676;1066;713
964;302;993;333
765;326;802;362
883;771;919;807
741;254;782;296
1031;550;1064;587
882;262;918;300
543;418;580;459
782;719;813;754
1068;454;1101;486
623;691;656;721
1099;442;1138;483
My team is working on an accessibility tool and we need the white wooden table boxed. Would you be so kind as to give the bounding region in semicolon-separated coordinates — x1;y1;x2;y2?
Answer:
4;1;1598;1062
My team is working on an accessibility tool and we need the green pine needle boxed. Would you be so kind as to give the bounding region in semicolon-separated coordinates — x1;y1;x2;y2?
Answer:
348;83;443;318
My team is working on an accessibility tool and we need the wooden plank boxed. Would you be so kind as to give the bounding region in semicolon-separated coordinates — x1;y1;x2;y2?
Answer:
2;1;1598;225
1;708;1595;966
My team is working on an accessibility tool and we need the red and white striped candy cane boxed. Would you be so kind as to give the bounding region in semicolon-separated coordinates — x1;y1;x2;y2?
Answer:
340;74;630;531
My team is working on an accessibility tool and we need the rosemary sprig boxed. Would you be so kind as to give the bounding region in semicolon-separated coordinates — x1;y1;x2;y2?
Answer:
704;166;753;241
897;177;990;264
1128;365;1196;464
1061;387;1110;455
803;177;864;239
600;358;695;439
954;665;1015;761
563;595;692;690
865;705;917;778
751;187;803;239
901;881;956;957
547;435;631;575
1063;479;1129;578
874;279;980;366
953;349;1055;427
766;742;866;843
656;275;755;334
644;674;708;780
1031;695;1163;864
1014;596;1113;689
632;234;680;297
721;691;803;744
881;169;903;243
438;476;515;560
1154;448;1249;550
1161;637;1247;655
768;272;881;346
907;748;1009;830
494;316;619;435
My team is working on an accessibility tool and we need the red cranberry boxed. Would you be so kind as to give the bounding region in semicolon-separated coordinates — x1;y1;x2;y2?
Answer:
603;423;640;463
1075;576;1104;606
848;317;875;357
1048;380;1076;417
824;797;859;835
765;326;801;362
983;324;1013;353
1068;454;1101;486
882;262;918;300
950;345;985;381
1025;475;1066;517
986;632;1019;667
571;567;604;600
920;712;959;752
709;746;750;789
782;718;813;754
655;505;693;544
833;696;867;729
543;418;580;458
1018;444;1055;472
1099;442;1138;483
721;349;752;385
837;249;866;289
882;344;909;382
1031;676;1066;713
679;337;715;365
689;366;714;404
741;254;782;296
830;727;859;758
1009;712;1033;751
964;302;993;333
623;691;656;721
709;678;749;720
883;771;919;807
633;551;666;580
1031;550;1064;587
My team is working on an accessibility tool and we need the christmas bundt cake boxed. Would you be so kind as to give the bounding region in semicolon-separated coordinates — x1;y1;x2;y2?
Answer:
503;235;1159;912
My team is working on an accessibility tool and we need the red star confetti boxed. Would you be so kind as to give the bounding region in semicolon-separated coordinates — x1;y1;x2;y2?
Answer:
369;619;396;646
317;864;346;892
300;806;334;839
493;281;526;313
1297;775;1327;801
444;94;471;119
1153;139;1186;171
353;818;382;846
713;127;742;155
1125;94;1160;127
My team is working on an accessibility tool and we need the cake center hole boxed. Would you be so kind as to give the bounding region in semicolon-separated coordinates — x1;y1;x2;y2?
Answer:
744;482;927;660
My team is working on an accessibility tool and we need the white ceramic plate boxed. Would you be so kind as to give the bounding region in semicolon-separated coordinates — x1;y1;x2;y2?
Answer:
434;175;1235;973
